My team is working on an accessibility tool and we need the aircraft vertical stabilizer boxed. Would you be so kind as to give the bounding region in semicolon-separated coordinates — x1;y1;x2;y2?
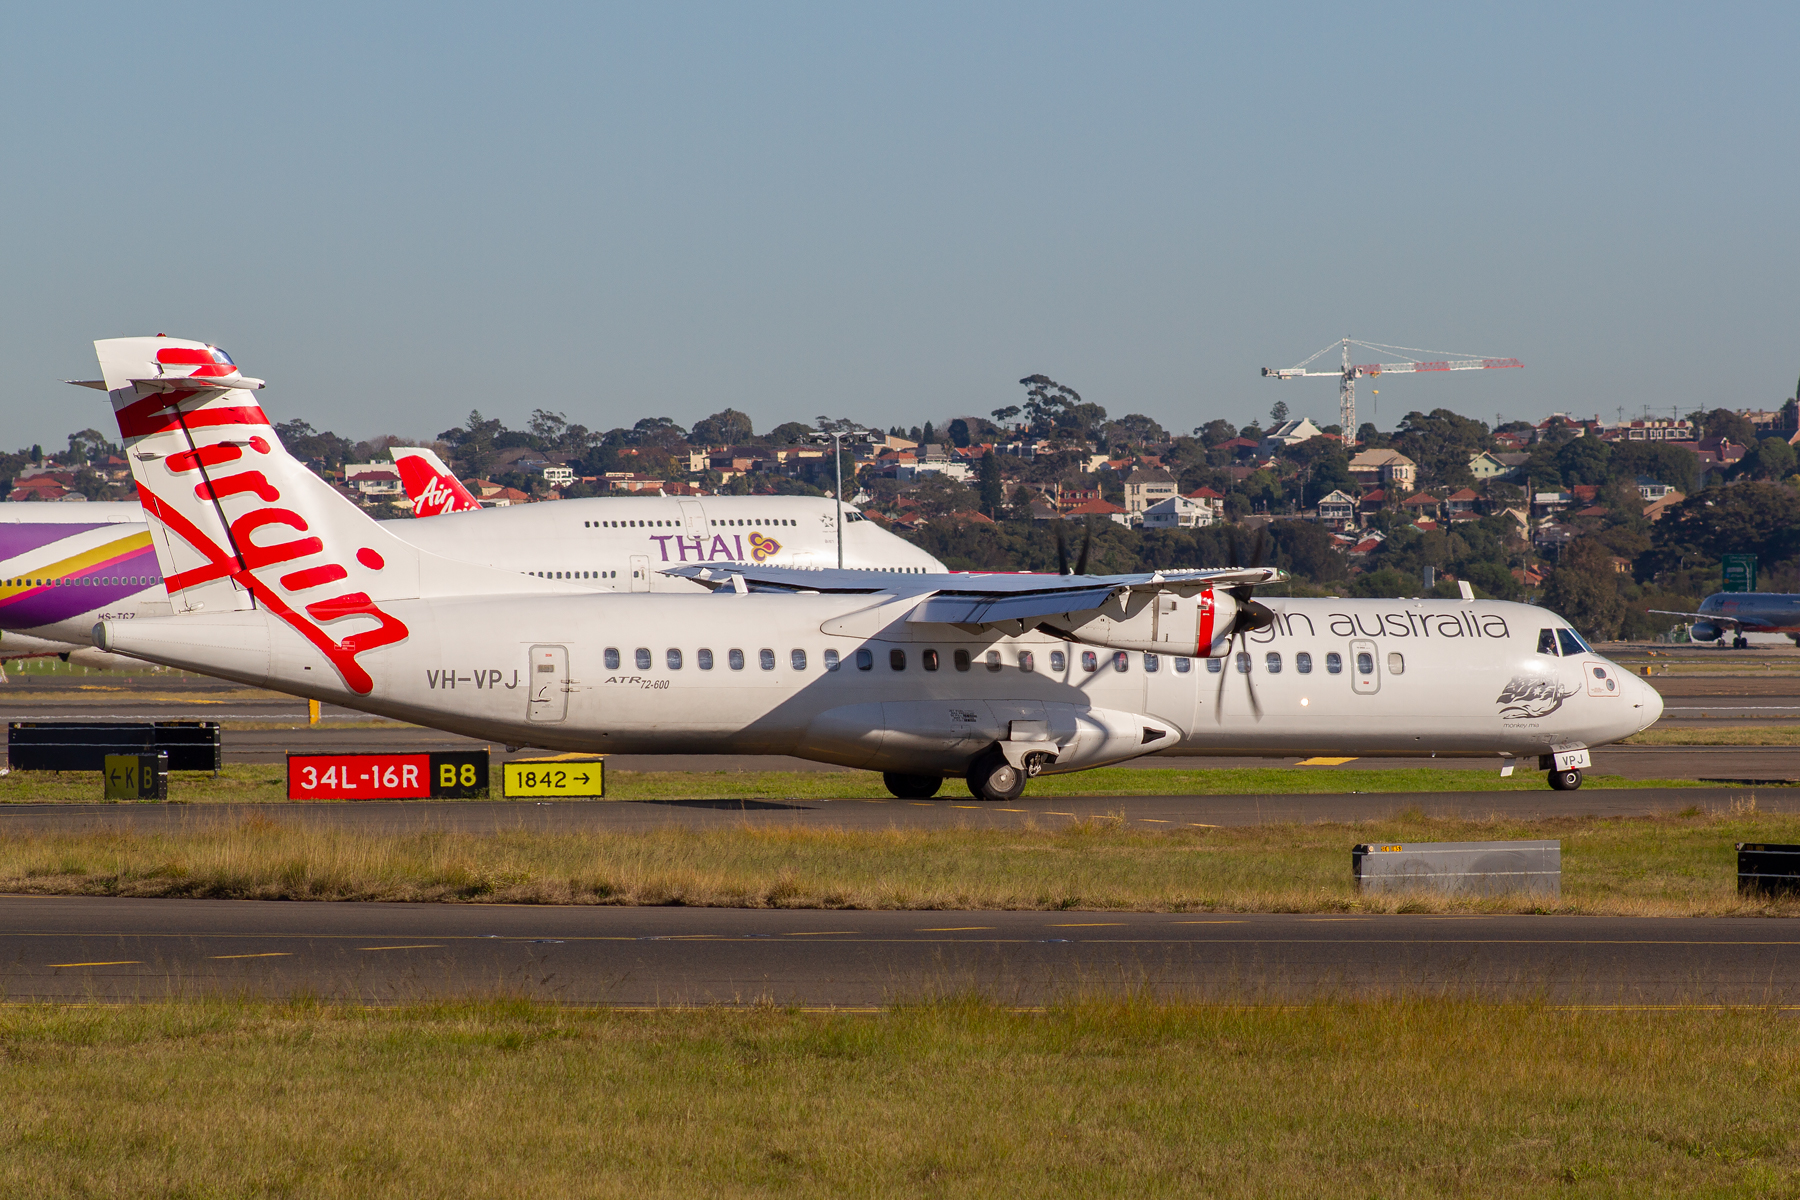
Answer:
391;446;482;515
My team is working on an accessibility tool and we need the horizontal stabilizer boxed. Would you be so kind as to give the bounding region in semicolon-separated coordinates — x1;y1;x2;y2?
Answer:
127;373;265;393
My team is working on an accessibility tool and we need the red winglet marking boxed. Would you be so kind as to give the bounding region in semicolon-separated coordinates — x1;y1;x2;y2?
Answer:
280;563;349;592
199;470;280;504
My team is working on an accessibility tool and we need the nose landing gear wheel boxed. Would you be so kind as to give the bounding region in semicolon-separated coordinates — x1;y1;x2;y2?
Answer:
966;749;1028;802
1548;768;1583;791
882;773;942;800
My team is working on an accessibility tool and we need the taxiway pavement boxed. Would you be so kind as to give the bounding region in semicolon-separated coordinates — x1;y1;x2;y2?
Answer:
3;896;1795;1006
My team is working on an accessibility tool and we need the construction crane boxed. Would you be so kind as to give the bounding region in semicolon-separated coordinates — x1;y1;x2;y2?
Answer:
1261;338;1522;442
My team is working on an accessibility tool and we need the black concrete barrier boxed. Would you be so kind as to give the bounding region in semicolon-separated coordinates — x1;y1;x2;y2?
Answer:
1353;840;1561;898
1737;843;1800;897
7;721;222;773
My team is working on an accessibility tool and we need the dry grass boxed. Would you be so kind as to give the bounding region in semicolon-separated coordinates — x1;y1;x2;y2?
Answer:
1622;724;1800;745
1;802;1797;914
1;996;1797;1197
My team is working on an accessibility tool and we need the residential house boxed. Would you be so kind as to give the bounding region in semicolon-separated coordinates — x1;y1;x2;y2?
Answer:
1057;483;1102;511
344;462;404;502
1346;530;1386;558
1184;487;1225;525
1635;476;1673;502
1216;436;1263;459
1314;489;1357;530
1121;466;1178;514
1357;488;1387;523
1062;498;1130;527
1400;492;1442;521
1444;488;1480;519
1347;448;1416;492
542;464;575;487
1140;494;1218;529
602;472;671;494
1468;450;1517;480
1258;417;1325;455
1600;417;1693;443
467;480;530;507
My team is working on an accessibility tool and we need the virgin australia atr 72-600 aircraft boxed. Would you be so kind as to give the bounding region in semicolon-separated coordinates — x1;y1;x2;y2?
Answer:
88;336;1660;798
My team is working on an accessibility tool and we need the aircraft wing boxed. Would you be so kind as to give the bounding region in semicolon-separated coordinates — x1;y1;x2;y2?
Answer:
665;563;1284;600
1647;609;1759;629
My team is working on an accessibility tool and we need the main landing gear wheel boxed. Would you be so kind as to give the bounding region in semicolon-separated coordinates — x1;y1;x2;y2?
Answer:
883;773;942;800
1548;768;1584;791
966;749;1028;802
1733;636;1750;649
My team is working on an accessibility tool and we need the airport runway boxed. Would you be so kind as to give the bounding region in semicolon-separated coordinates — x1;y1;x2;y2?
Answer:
3;896;1796;1005
0;786;1787;835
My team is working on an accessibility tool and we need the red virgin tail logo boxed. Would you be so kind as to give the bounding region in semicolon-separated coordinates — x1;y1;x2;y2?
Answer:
143;430;409;694
393;455;480;516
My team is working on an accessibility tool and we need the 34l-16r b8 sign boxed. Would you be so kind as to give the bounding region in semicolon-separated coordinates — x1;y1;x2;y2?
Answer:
286;751;488;799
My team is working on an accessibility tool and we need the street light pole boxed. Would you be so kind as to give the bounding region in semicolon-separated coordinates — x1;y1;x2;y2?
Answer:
833;430;845;568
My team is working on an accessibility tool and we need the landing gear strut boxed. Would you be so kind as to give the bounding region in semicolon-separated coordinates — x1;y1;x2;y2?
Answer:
1548;768;1583;791
966;748;1029;802
883;773;942;800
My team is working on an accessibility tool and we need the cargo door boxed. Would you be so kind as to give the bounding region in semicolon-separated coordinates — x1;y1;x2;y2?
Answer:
1141;649;1197;739
528;644;569;722
1349;638;1380;695
628;554;651;593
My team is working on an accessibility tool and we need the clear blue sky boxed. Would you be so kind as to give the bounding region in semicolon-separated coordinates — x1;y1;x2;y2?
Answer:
3;3;1795;449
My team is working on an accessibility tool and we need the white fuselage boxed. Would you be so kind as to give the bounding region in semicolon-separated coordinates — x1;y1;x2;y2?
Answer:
102;592;1663;774
0;496;942;653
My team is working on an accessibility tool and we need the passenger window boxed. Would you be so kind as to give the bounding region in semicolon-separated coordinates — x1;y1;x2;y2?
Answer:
1019;651;1035;673
1175;657;1191;674
1113;651;1129;672
1387;652;1405;675
890;649;907;671
824;649;840;671
1081;650;1098;672
1296;652;1312;674
1050;650;1067;672
981;650;999;672
923;649;940;671
1265;652;1282;674
1235;651;1250;674
1356;652;1374;675
759;649;776;671
667;649;683;670
698;649;714;670
728;649;745;670
605;648;620;670
791;649;807;670
1206;657;1222;674
855;648;874;671
954;649;971;671
1143;653;1159;673
1326;652;1342;674
1557;629;1587;657
635;648;652;670
1537;628;1559;656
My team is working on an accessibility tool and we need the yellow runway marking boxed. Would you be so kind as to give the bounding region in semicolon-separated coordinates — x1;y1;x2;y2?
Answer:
918;927;995;932
951;805;981;809
210;952;292;960
1140;818;1169;823
996;808;1025;812
1050;922;1124;927
48;960;139;968
1044;811;1075;816
359;945;443;951
1189;823;1218;827
910;802;933;807
1297;756;1359;765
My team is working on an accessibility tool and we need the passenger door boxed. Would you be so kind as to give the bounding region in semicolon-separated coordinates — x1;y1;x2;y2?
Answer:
1348;638;1380;694
679;501;708;539
629;554;651;593
1141;651;1197;738
528;644;569;723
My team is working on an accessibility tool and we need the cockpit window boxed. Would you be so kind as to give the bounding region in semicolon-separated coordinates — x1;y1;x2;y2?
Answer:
1537;629;1559;656
1557;629;1591;657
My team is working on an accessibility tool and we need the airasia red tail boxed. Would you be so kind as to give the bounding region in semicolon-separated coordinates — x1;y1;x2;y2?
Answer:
93;336;570;695
390;447;481;516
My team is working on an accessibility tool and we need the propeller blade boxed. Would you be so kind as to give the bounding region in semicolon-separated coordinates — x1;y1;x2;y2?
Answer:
1244;651;1264;721
1074;521;1093;576
1249;527;1268;571
1054;524;1070;575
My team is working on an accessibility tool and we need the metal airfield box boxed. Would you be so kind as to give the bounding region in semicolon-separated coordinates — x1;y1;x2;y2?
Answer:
1737;844;1800;897
1353;840;1561;898
286;751;489;800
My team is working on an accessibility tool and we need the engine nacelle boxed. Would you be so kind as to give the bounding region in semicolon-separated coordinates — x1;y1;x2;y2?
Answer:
1038;587;1238;657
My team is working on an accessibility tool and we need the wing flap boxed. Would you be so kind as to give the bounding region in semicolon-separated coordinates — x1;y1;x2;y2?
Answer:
909;587;1119;625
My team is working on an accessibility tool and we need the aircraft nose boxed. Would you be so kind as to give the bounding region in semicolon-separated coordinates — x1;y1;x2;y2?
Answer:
1632;671;1664;730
